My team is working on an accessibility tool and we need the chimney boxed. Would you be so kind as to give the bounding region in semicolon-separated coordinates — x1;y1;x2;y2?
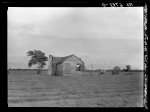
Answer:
48;55;53;75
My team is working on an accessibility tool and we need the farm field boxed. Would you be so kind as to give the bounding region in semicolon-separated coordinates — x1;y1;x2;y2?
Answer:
8;71;144;107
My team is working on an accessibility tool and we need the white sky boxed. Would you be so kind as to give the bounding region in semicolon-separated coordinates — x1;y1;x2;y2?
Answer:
8;7;144;70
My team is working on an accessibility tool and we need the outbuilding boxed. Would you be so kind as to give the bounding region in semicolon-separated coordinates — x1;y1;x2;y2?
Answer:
48;54;84;76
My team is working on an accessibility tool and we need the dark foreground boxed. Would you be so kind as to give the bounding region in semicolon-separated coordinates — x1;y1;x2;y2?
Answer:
8;71;144;107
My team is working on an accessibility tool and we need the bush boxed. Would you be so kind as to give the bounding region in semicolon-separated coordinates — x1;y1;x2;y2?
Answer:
37;69;41;74
126;65;131;72
98;70;105;75
112;66;120;75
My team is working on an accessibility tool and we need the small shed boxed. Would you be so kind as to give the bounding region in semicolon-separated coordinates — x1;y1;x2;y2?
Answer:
48;54;84;76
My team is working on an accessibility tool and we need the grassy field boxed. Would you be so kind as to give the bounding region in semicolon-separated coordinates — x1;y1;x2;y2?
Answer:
8;70;144;107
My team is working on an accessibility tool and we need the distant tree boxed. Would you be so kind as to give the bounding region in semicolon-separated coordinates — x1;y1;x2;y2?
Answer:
27;50;48;74
126;65;131;72
112;66;120;75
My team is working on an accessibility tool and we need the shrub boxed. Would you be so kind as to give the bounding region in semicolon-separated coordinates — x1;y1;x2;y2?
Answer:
112;66;120;75
98;69;105;75
126;65;131;72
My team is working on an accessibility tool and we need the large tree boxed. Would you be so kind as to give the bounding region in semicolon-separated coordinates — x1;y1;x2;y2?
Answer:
27;50;48;74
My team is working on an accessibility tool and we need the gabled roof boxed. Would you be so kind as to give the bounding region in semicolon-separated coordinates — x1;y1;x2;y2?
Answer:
51;54;84;65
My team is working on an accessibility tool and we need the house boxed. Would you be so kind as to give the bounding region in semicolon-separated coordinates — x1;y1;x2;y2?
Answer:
48;54;84;76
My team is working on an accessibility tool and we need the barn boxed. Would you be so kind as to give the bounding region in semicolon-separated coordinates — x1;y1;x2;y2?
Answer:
48;54;85;76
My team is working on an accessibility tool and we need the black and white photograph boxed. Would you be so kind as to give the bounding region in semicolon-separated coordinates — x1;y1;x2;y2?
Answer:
8;6;145;107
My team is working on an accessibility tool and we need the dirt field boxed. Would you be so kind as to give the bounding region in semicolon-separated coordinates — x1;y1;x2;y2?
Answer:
8;71;144;107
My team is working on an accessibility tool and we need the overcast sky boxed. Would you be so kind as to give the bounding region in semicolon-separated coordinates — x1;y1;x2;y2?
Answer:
8;7;143;70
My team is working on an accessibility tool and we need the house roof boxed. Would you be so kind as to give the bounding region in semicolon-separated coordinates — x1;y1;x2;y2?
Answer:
51;54;84;65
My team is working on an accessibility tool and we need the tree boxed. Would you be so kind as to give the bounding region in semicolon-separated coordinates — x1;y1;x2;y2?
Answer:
126;65;131;72
27;50;48;74
112;66;120;75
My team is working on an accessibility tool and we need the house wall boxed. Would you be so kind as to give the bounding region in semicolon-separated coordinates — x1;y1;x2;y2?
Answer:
62;55;84;75
56;64;63;76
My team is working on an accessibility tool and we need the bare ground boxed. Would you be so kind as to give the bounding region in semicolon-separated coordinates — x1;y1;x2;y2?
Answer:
8;71;144;107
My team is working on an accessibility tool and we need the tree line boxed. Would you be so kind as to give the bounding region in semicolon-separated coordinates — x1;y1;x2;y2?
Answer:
7;50;143;75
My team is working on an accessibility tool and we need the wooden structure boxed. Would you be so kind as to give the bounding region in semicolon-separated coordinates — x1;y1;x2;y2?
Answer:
48;54;84;76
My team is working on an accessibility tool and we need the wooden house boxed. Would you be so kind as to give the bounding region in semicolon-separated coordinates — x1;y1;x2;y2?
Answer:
48;54;84;76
